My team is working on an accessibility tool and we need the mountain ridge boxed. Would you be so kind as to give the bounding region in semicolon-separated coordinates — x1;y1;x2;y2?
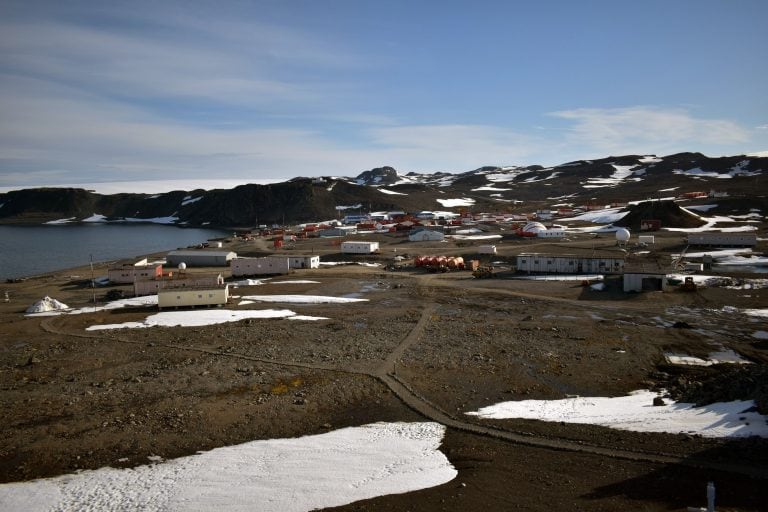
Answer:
0;152;764;228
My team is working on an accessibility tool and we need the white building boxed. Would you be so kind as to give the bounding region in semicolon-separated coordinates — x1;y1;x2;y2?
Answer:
341;241;380;254
158;284;229;309
536;229;566;238
166;250;237;267
408;229;445;242
108;260;162;284
477;245;497;255
686;232;757;247
288;255;320;269
516;253;625;274
623;273;669;293
134;273;224;296
231;257;290;276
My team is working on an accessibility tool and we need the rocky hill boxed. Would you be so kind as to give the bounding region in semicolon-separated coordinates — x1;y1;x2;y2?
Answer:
0;152;765;227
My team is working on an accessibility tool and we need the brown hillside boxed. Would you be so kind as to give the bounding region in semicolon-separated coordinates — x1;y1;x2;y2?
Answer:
614;200;707;230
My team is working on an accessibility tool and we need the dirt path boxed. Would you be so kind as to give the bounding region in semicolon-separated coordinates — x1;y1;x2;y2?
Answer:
37;281;768;480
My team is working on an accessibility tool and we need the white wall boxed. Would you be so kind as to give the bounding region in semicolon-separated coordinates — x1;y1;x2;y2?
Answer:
341;241;380;254
232;257;290;276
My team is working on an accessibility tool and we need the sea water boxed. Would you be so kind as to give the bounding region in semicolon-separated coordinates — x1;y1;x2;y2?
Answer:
0;224;228;279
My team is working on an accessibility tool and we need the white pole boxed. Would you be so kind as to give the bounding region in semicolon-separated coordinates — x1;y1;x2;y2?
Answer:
707;481;715;512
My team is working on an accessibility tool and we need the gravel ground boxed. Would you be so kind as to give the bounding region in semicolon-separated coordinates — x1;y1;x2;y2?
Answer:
1;235;767;511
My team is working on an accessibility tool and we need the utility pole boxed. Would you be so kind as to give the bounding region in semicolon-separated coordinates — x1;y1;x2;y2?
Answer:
90;254;96;310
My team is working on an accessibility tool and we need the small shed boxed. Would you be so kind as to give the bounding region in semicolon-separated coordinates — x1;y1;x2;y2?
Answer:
341;241;380;254
158;284;229;309
477;245;497;255
288;255;320;269
166;250;237;267
638;235;655;245
408;229;445;242
623;273;669;293
231;257;290;276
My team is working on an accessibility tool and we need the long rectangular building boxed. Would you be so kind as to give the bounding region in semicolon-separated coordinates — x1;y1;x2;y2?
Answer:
231;256;290;276
686;232;757;247
158;284;229;309
166;250;237;267
516;253;625;274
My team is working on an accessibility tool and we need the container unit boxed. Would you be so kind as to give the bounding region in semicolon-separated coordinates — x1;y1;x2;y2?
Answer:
158;284;229;309
638;235;655;244
288;255;320;269
477;245;497;255
340;241;380;254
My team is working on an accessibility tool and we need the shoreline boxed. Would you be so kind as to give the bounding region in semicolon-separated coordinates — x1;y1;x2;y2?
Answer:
1;224;230;281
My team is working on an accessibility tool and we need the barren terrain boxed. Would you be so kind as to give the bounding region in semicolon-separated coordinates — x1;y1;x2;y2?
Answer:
1;230;766;511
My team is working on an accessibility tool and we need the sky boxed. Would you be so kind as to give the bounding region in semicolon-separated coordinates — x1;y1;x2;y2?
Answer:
1;0;767;191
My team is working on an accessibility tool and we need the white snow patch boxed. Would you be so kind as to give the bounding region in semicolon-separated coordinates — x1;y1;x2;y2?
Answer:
448;234;503;241
0;422;455;512
319;262;381;267
467;390;768;438
44;217;76;225
82;214;107;222
685;204;718;212
241;295;367;304
664;348;751;366
86;308;328;330
378;188;407;195
270;280;320;284
472;186;512;192
559;208;628;224
25;295;159;317
181;196;202;206
25;297;69;313
231;279;268;287
753;331;768;340
436;198;475;207
120;215;180;225
513;275;603;282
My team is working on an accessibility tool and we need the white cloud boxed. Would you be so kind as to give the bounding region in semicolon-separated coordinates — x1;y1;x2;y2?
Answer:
549;106;751;155
367;124;541;171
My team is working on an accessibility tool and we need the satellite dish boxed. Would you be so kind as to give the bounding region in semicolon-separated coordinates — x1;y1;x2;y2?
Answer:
178;262;187;271
615;228;631;242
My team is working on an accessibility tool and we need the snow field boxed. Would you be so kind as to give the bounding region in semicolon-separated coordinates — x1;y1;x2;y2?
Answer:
467;390;768;438
0;422;456;512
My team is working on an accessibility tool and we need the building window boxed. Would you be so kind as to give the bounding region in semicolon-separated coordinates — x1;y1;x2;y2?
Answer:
198;294;203;299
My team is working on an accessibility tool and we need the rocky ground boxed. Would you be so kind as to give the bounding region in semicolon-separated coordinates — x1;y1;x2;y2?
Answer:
1;231;767;511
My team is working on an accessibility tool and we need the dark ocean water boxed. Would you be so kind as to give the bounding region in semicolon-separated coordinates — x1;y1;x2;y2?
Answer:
0;224;228;279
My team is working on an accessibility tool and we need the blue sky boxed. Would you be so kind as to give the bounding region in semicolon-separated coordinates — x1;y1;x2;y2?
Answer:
1;0;766;191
